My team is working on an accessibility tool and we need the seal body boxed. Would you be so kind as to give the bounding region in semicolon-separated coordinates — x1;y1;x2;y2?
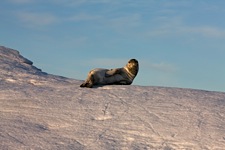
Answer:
80;59;139;88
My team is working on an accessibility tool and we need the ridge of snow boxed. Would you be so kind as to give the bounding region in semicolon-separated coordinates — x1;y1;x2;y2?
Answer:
0;46;225;150
0;46;33;65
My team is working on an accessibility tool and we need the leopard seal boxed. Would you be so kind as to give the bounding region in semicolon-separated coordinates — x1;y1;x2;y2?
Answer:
80;59;139;88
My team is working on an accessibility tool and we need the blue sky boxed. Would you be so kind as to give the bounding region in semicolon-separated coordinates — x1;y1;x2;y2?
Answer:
1;0;225;92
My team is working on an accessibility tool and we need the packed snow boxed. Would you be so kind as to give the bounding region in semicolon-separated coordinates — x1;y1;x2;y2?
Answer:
0;46;225;150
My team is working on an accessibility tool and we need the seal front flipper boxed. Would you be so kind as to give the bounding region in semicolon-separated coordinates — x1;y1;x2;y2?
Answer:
105;68;120;77
113;80;132;85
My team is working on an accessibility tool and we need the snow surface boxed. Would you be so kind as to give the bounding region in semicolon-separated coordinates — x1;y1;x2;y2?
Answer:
0;46;225;150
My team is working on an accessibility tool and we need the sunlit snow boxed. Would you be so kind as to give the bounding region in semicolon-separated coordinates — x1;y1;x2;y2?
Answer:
0;46;225;150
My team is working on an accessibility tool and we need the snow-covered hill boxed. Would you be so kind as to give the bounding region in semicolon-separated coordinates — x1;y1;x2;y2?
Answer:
0;46;225;150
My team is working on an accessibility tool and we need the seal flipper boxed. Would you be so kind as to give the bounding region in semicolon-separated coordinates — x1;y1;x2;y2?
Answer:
113;80;132;85
105;69;120;77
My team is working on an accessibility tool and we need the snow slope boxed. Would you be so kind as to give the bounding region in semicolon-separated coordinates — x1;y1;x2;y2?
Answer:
0;46;225;150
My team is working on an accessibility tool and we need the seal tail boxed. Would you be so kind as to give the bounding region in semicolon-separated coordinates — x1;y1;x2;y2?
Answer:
80;75;94;88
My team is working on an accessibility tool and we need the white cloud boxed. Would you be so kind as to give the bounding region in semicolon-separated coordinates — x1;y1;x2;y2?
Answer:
17;12;58;27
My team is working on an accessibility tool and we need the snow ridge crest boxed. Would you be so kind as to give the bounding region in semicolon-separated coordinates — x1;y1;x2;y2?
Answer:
0;46;43;75
0;46;33;65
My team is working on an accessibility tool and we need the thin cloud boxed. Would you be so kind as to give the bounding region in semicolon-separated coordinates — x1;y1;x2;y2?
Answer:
86;58;128;68
44;0;115;7
181;26;225;38
16;12;58;27
146;17;225;38
68;13;102;22
62;36;89;48
8;0;34;4
109;14;141;28
142;61;178;73
141;1;225;39
104;13;142;35
149;63;177;73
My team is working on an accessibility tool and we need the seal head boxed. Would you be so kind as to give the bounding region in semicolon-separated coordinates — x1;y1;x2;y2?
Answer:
124;59;139;79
